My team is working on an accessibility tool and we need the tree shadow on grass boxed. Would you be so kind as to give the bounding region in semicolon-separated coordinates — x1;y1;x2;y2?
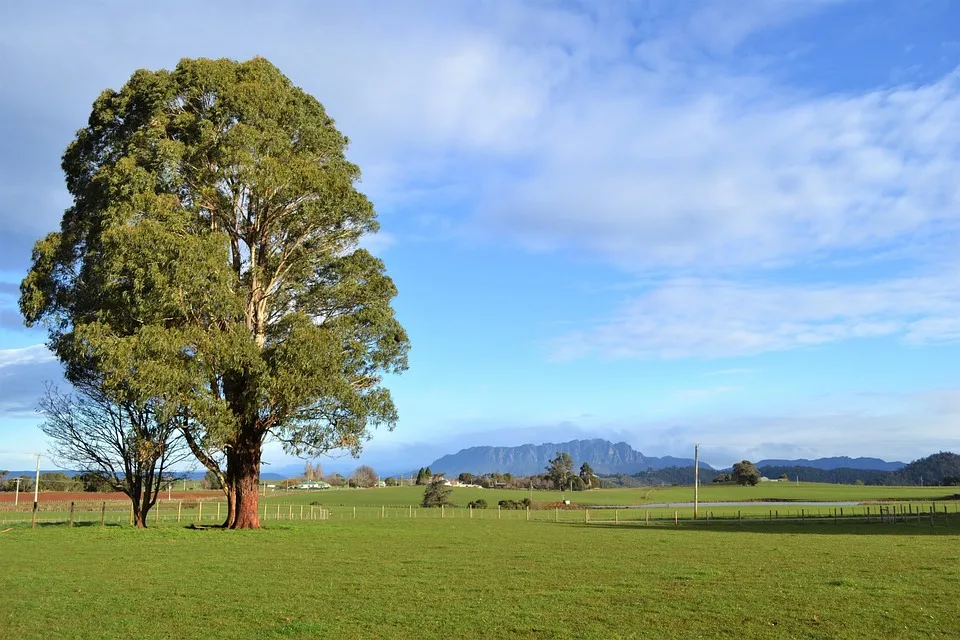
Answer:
562;516;960;536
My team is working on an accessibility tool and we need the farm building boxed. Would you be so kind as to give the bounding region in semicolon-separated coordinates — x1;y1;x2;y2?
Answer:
293;481;332;490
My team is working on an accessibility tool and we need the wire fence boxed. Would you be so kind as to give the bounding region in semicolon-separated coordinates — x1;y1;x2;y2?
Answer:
1;499;958;528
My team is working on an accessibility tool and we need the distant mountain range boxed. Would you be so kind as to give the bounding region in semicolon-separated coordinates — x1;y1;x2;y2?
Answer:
2;447;908;482
754;457;905;472
425;439;710;476
421;439;909;477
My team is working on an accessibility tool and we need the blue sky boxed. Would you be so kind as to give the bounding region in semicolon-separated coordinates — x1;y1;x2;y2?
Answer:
1;1;959;474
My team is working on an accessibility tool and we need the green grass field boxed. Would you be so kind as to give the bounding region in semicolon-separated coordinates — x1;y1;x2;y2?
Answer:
4;483;959;527
2;516;959;639
268;483;960;507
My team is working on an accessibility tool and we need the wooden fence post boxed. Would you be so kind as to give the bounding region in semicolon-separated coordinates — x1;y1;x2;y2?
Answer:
101;501;106;527
526;507;529;521
352;506;356;519
300;505;304;520
441;505;445;519
615;509;619;525
675;511;679;526
288;505;292;520
130;502;134;526
198;501;202;522
177;501;182;522
381;505;385;519
69;501;75;527
217;502;221;522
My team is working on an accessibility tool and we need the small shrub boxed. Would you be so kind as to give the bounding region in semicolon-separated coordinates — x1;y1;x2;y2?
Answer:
497;499;531;510
467;499;488;509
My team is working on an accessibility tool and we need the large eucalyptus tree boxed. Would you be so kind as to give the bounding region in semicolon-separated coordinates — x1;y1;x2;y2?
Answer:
21;57;409;528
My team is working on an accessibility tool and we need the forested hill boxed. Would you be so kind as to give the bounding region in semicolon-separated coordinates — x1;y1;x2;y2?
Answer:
426;439;708;476
892;452;960;485
755;456;905;471
756;466;891;485
597;452;960;487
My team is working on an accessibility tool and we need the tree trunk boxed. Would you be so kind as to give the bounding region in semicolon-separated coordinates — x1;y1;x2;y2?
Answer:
222;482;236;528
229;436;262;529
132;496;147;528
137;501;151;528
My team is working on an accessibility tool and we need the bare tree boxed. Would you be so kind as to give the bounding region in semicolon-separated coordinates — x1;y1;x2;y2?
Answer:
352;465;377;488
39;382;191;527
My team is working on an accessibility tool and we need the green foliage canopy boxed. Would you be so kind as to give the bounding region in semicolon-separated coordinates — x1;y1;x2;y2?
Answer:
422;478;453;508
20;57;409;528
732;460;761;486
545;452;574;490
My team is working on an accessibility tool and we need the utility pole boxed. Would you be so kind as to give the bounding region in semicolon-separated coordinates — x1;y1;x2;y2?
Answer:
694;444;699;520
32;453;40;529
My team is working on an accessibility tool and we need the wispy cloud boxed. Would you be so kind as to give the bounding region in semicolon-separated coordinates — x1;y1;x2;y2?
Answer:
0;344;54;368
480;69;960;271
552;274;960;360
0;344;60;418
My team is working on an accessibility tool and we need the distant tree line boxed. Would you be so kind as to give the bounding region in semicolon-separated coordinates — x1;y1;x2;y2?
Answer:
427;452;602;493
594;452;960;487
0;470;124;493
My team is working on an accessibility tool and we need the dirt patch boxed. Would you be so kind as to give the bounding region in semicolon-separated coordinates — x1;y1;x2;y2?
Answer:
0;490;224;504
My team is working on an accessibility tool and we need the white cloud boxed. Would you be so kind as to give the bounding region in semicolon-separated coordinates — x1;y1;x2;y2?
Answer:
0;345;60;420
0;344;54;368
481;70;960;270
553;274;960;359
1;1;957;363
6;1;955;274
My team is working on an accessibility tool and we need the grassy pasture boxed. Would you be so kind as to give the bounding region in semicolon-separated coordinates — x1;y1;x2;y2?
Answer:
4;483;959;527
267;482;960;507
2;517;959;639
3;483;958;529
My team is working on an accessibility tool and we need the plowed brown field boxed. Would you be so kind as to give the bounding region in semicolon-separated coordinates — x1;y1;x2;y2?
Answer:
0;490;224;504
